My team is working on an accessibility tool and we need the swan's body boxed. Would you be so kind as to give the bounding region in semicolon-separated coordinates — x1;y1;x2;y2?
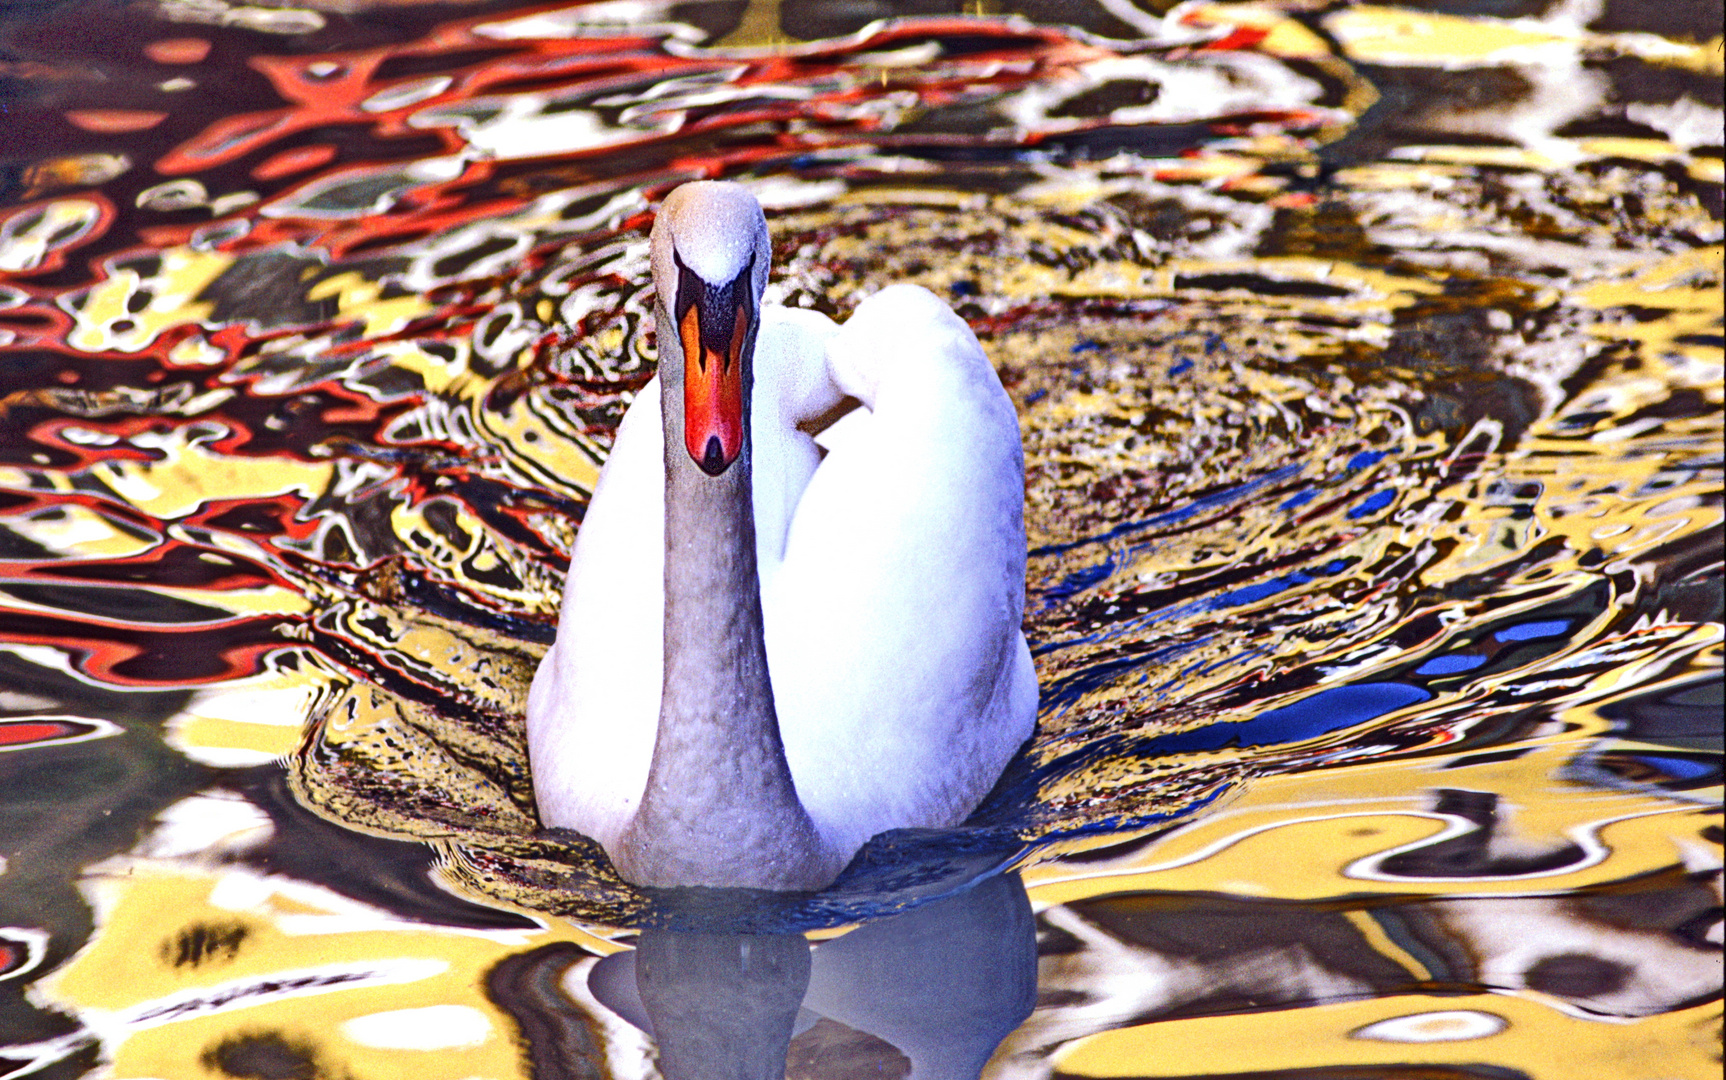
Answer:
526;182;1035;890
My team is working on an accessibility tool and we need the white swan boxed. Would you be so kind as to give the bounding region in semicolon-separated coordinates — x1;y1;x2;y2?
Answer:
525;181;1036;890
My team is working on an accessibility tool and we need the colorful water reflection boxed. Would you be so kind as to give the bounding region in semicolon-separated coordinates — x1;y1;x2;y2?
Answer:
0;0;1718;1077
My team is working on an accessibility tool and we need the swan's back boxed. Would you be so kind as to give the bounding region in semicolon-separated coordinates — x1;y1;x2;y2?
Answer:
766;285;1036;858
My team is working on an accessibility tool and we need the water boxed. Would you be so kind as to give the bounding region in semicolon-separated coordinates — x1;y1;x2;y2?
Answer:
0;0;1719;1076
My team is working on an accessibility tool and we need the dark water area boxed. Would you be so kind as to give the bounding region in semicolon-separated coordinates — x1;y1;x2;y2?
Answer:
0;0;1719;1076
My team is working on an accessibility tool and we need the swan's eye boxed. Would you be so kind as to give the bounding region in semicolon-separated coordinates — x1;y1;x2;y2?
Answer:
673;256;702;325
727;300;748;374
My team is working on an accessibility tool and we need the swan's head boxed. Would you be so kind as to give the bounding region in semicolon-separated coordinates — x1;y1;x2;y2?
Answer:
650;182;771;477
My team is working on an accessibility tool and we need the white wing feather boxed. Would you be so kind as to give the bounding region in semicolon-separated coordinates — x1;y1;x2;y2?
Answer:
767;285;1035;857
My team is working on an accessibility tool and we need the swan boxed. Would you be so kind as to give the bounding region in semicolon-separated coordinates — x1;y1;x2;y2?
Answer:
525;181;1036;891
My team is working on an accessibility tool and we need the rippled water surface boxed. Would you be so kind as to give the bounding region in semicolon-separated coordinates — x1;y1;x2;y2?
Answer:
0;0;1720;1076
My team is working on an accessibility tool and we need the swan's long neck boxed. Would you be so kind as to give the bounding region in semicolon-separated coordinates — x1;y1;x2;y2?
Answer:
613;299;839;891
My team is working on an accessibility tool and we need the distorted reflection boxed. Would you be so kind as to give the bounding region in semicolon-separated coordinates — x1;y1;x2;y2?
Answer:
580;873;1036;1079
1007;857;1721;1072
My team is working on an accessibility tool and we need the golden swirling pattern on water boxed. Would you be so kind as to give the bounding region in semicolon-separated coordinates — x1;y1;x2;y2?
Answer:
0;0;1719;1077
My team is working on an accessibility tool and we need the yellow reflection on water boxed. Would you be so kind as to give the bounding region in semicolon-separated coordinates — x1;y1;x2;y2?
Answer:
41;867;616;1080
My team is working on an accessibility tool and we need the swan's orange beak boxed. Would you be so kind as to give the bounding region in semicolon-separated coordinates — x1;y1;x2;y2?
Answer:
678;270;750;476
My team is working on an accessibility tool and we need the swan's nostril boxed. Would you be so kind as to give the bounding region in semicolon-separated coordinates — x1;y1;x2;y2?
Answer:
699;435;727;476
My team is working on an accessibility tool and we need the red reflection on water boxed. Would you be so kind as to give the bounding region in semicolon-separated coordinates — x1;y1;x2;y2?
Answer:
0;4;1332;696
0;720;81;746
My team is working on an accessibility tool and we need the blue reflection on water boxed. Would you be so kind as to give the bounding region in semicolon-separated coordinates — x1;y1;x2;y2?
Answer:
1142;682;1431;753
1415;653;1488;676
1348;488;1396;519
1496;619;1571;642
1626;754;1717;781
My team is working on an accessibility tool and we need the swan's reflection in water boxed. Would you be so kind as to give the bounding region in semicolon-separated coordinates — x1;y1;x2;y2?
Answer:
585;873;1034;1079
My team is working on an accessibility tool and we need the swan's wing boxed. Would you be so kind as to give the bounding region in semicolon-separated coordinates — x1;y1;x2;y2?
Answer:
766;286;1036;858
526;379;665;845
